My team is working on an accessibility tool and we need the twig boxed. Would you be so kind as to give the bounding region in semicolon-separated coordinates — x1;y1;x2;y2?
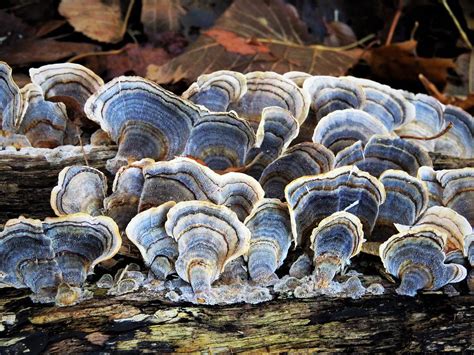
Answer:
410;21;419;41
120;0;136;38
386;0;403;46
67;48;127;63
258;33;376;51
418;74;449;102
399;122;453;141
76;126;89;166
441;0;473;49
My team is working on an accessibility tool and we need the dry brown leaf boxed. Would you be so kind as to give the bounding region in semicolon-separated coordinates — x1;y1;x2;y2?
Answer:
85;43;171;80
147;0;362;84
141;0;186;37
0;10;98;66
59;0;127;43
203;29;270;55
0;38;98;66
364;40;455;87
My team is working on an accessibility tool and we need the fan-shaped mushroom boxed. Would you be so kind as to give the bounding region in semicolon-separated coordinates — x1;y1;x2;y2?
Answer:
310;211;365;287
303;76;365;122
372;170;429;242
104;159;154;231
51;165;107;217
184;111;255;171
259;142;335;200
228;71;310;130
312;109;390;154
245;107;299;179
43;214;121;289
395;93;444;151
165;201;251;295
335;135;433;177
17;83;68;148
283;71;311;87
1;61;27;131
417;166;443;207
244;199;292;285
182;70;247;112
139;157;264;221
0;218;61;295
84;76;205;173
285;165;386;249
437;168;474;225
380;226;467;296
434;105;474;158
412;206;471;261
345;77;415;130
126;201;178;280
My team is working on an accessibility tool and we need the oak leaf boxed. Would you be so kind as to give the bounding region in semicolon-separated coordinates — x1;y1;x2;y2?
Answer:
147;0;362;84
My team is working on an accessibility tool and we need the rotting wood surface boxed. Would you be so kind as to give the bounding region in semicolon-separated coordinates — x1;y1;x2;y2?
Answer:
0;288;472;353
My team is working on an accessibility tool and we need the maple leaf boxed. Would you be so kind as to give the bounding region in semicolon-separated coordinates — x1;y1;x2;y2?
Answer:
147;0;362;84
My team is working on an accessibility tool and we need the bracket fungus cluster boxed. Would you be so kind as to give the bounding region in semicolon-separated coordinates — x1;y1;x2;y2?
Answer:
1;62;474;305
0;214;121;306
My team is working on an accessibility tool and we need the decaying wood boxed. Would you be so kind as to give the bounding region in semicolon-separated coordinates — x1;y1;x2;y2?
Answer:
0;288;472;353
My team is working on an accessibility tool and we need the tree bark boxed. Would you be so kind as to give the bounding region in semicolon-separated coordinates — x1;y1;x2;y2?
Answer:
0;288;472;353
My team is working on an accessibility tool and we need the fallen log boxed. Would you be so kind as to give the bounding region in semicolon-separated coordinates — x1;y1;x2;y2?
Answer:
0;288;472;353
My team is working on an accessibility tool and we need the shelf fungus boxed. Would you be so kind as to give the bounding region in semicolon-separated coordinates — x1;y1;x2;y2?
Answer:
84;76;205;173
51;165;107;217
182;70;247;112
285;166;386;249
245;107;299;179
372;170;429;242
303;76;366;122
345;77;415;130
139;157;264;221
434;105;474;158
126;201;178;280
165;201;251;296
228;71;310;130
184;111;255;171
417;166;444;207
0;218;61;297
395;93;444;151
18;84;68;148
43;214;121;305
283;71;312;87
312;109;390;154
334;135;433;177
379;226;467;296
310;211;365;288
410;206;472;263
437;168;474;225
260;142;335;201
244;199;292;285
104;159;154;231
0;61;28;132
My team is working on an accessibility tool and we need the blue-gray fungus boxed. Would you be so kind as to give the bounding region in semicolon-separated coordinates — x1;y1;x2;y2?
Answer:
380;226;467;297
84;76;205;173
51;165;107;217
244;199;292;285
165;201;250;295
260;142;334;201
126;201;178;280
184;111;255;171
310;211;365;287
